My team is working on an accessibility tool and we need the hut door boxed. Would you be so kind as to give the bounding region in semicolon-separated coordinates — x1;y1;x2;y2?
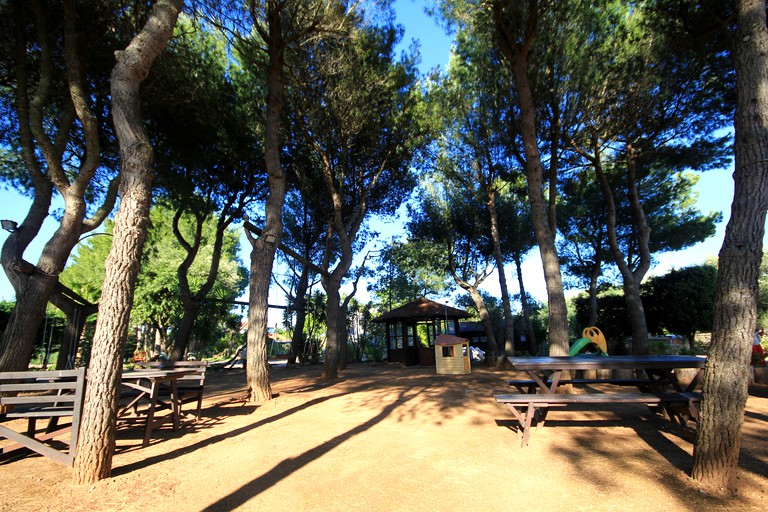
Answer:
388;322;418;365
403;323;418;365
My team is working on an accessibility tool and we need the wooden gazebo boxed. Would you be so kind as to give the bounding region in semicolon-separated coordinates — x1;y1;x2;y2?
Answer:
372;298;471;366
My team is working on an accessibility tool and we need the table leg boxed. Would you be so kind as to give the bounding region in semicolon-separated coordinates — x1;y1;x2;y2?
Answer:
685;368;704;392
169;380;181;431
143;381;159;447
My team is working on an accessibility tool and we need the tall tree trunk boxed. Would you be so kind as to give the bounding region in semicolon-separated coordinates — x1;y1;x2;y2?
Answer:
587;265;600;328
287;266;310;365
322;277;344;380
0;185;53;372
494;3;569;356
692;0;768;490
338;301;348;371
171;210;230;361
487;193;514;357
586;240;604;328
593;141;651;354
246;1;287;404
513;253;537;354
74;0;182;484
507;56;569;356
464;284;499;358
450;258;500;360
171;306;198;361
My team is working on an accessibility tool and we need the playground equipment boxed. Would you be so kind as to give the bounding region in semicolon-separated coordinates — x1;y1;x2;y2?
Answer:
569;326;609;356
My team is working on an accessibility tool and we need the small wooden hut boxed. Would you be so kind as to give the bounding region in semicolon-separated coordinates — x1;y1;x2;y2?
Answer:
434;333;471;375
372;298;471;366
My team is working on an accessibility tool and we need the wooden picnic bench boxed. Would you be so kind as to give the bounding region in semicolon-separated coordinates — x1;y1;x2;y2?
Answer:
498;355;706;447
494;390;702;447
135;360;207;420
0;367;86;466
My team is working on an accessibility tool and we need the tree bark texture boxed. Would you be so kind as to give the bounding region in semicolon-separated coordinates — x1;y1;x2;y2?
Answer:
74;0;182;484
246;1;286;404
692;0;768;490
322;256;352;379
246;239;275;403
493;3;569;356
465;285;499;358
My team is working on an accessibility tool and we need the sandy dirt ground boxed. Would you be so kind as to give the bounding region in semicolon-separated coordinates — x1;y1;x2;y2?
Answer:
1;362;766;512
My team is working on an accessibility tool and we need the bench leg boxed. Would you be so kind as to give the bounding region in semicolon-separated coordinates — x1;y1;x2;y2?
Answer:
194;393;203;421
522;403;535;447
662;398;700;428
504;403;538;447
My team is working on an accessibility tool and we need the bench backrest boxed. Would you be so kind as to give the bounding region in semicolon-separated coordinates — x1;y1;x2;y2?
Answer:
0;367;86;466
0;367;86;415
136;360;207;386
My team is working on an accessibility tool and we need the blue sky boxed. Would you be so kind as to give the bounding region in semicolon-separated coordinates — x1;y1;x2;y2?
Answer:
0;0;743;306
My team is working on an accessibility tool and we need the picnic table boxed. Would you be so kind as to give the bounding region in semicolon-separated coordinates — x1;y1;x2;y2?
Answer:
495;355;706;446
118;368;196;447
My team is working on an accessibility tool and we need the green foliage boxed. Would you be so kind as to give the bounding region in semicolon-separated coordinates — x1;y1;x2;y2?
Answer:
287;18;427;228
0;300;14;333
60;227;116;304
146;14;265;212
455;290;504;341
642;264;718;344
60;205;247;348
408;179;494;282
347;298;382;362
571;287;632;352
572;264;718;350
368;239;452;309
300;291;327;364
557;171;615;290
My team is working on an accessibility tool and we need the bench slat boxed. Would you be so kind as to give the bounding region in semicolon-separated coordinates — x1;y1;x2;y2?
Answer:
7;409;80;418
2;395;77;405
495;393;662;404
0;369;82;380
1;382;79;393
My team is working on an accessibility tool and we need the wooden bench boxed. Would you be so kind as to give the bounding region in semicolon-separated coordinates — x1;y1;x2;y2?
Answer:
0;367;86;466
506;378;650;393
494;391;701;447
135;361;207;420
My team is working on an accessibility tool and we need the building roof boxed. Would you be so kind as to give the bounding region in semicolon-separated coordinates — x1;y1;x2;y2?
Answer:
372;297;471;323
434;334;470;346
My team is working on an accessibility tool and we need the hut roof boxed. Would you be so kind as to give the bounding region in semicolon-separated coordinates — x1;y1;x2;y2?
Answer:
372;297;471;323
434;334;470;346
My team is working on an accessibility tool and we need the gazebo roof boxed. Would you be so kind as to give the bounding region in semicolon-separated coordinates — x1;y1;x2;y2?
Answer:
372;297;471;323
